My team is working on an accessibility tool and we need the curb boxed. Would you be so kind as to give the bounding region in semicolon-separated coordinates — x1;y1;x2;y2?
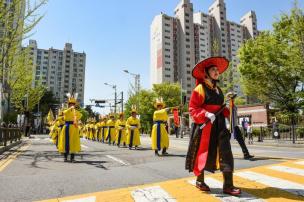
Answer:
0;140;23;155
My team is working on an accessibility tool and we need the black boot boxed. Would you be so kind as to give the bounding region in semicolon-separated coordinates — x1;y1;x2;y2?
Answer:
223;172;241;196
162;148;168;155
244;154;254;160
70;154;75;163
64;153;68;162
155;150;160;156
196;172;210;192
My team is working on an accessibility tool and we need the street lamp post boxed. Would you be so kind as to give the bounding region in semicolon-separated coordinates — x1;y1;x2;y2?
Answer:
123;69;140;110
104;82;117;114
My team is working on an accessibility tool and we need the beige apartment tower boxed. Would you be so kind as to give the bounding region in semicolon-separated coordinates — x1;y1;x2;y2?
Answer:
26;40;86;105
150;0;258;100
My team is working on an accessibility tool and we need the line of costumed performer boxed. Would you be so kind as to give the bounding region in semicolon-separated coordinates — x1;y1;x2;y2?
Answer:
126;106;141;150
106;114;116;145
115;113;127;147
185;57;241;196
58;92;82;163
151;97;170;156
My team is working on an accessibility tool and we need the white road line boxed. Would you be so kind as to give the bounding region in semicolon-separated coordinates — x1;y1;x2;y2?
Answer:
295;161;304;165
105;155;129;166
131;185;176;202
81;144;89;149
235;171;304;197
188;179;264;202
268;165;304;176
62;196;96;202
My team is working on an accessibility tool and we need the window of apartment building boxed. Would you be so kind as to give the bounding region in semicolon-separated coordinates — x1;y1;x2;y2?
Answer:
165;61;170;64
221;27;225;31
165;29;170;33
185;38;190;42
185;19;190;23
187;70;191;74
165;74;171;78
165;48;170;52
165;36;170;39
186;32;190;36
165;55;170;58
186;25;190;29
187;77;191;81
186;44;190;48
186;51;190;55
186;57;191;61
165;67;170;71
185;13;190;17
186;64;191;67
187;84;191;87
200;50;205;53
165;42;171;45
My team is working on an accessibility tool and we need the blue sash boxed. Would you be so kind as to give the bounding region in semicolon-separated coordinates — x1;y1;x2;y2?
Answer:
65;121;74;153
154;121;165;151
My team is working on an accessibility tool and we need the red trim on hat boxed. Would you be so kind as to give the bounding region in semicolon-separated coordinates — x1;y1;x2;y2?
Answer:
192;57;229;80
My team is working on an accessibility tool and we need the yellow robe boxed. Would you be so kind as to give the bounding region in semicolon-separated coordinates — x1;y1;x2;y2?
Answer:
115;119;127;145
58;108;82;154
106;119;116;143
98;121;106;141
126;117;141;147
151;109;169;150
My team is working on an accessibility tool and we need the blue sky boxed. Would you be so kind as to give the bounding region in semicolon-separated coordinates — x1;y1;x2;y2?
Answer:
27;0;303;113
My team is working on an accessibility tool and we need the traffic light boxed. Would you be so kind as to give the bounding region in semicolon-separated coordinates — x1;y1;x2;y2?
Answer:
95;100;106;104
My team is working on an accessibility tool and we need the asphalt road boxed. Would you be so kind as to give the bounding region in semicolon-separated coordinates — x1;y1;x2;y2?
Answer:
0;135;303;202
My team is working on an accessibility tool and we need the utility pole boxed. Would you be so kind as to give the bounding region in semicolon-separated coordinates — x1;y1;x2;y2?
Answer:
121;91;124;113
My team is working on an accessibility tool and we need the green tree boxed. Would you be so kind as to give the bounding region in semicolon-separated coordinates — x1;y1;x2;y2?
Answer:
33;91;59;117
0;0;47;116
238;3;304;142
125;89;156;133
152;82;181;107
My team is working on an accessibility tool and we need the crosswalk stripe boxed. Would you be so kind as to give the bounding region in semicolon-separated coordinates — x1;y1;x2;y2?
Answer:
105;155;129;166
295;161;304;165
62;196;96;202
235;171;304;197
131;186;176;202
81;144;89;149
268;165;304;176
188;178;264;202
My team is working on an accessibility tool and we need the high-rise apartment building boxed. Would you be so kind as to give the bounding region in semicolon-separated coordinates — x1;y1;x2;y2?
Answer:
26;40;86;105
150;0;258;100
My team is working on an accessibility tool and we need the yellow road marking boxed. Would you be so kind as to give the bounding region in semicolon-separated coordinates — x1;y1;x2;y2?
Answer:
39;159;304;202
0;143;30;172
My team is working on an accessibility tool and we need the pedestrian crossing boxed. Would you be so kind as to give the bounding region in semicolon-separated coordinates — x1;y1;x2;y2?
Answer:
39;159;304;202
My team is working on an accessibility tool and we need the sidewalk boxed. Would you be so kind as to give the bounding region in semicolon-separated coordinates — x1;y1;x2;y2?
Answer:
163;134;304;148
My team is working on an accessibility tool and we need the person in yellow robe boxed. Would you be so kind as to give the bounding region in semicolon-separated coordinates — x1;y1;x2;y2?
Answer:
96;116;102;142
84;118;91;139
115;113;127;147
58;95;82;162
99;116;107;143
151;98;170;156
50;109;65;147
126;107;141;149
106;114;116;145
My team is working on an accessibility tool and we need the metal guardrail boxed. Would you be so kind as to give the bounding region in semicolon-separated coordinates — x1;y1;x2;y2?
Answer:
256;125;304;142
0;127;22;147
